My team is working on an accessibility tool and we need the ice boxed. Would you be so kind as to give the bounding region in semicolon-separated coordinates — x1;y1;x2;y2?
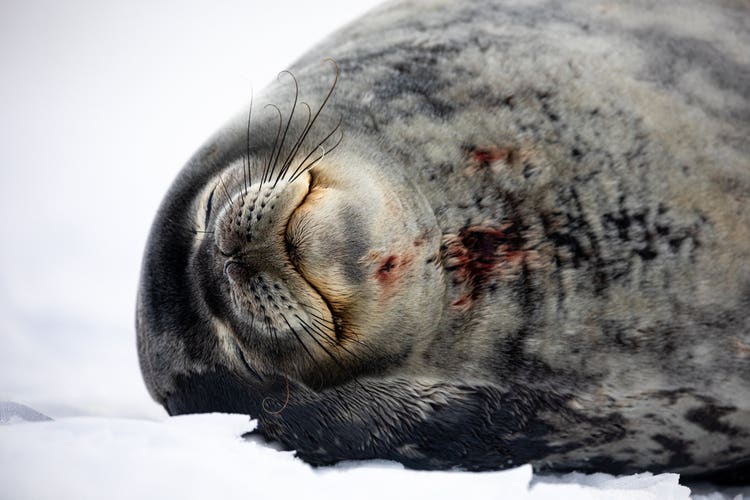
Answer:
0;401;51;424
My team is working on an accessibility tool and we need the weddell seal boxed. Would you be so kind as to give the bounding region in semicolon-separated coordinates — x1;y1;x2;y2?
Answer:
136;0;750;482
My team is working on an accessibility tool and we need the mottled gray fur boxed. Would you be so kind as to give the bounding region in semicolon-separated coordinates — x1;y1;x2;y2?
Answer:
137;0;750;480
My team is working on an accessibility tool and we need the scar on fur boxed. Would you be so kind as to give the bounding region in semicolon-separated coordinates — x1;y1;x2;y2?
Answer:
375;254;413;289
464;144;542;177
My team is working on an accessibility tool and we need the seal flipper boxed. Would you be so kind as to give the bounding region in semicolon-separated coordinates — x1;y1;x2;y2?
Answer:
253;378;592;471
165;366;263;417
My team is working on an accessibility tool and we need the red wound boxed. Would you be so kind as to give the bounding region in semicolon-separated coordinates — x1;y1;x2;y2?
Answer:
442;222;527;310
467;146;515;168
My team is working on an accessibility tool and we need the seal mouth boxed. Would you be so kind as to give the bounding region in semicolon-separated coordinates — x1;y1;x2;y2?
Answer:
282;177;313;268
282;173;346;340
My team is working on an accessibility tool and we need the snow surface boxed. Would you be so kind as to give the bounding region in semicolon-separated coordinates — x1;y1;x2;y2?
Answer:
0;0;747;498
0;413;711;500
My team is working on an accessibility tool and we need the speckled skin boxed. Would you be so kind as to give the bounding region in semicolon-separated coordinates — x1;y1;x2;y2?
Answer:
137;0;750;481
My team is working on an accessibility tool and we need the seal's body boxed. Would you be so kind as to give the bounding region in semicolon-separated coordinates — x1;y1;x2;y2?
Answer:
137;0;750;481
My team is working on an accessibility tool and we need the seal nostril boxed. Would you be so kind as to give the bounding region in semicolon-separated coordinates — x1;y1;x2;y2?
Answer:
224;260;248;283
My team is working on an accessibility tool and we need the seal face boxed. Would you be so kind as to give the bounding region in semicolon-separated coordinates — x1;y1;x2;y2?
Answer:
187;134;445;387
137;0;750;483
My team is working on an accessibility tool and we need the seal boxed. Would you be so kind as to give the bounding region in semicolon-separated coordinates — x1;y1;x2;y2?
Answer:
136;0;750;483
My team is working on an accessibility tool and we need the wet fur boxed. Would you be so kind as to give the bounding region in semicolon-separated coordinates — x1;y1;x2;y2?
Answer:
137;0;750;483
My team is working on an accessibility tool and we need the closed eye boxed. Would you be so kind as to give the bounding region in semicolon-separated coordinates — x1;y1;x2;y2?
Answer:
204;185;217;229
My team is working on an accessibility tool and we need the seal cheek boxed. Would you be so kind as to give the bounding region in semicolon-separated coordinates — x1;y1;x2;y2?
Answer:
285;186;370;309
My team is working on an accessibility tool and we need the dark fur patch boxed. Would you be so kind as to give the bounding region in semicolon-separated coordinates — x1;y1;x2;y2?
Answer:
651;434;694;468
165;367;264;417
685;404;743;437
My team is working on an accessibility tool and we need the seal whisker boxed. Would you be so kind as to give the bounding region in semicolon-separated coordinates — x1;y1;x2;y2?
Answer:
290;146;326;183
270;71;300;189
288;115;343;183
233;339;264;383
294;315;350;372
261;374;290;414
295;314;338;350
296;315;368;365
244;87;254;194
218;174;235;209
262;104;283;185
295;317;377;402
302;129;344;180
311;318;376;356
303;315;343;341
253;309;281;359
301;306;335;325
171;214;213;239
304;314;371;352
203;185;218;229
296;320;376;398
300;306;369;345
280;315;338;387
281;315;319;366
299;306;371;352
297;315;339;349
282;59;339;182
278;102;312;181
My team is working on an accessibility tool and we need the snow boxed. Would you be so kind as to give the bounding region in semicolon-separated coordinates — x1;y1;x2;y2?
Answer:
0;0;747;498
0;413;700;500
1;412;746;499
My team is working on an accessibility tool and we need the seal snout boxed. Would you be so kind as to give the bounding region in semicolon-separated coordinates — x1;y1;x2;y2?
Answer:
206;170;341;352
215;176;310;258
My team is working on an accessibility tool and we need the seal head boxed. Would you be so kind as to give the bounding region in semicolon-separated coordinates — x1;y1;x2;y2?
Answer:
188;146;444;388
